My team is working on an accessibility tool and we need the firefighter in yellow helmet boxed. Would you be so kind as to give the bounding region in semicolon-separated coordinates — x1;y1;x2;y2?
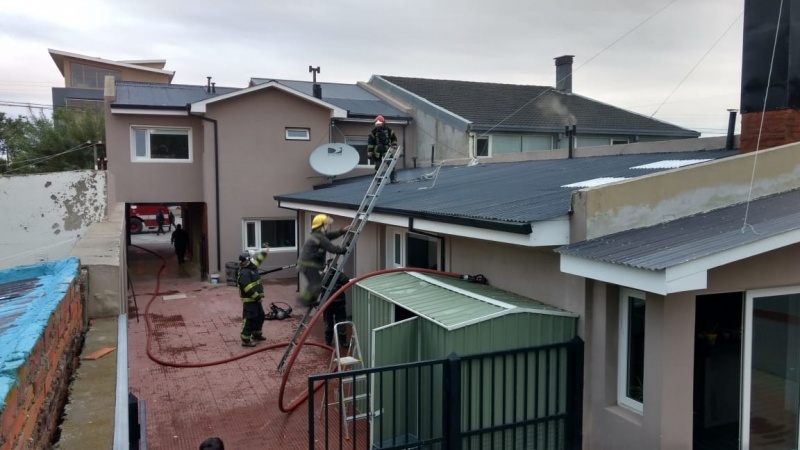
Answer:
296;214;350;307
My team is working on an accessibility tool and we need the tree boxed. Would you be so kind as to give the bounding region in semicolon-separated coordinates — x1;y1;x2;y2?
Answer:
0;107;105;175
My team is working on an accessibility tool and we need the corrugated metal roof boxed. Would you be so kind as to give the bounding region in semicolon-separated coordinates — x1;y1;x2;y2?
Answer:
356;272;576;330
556;188;800;270
113;82;240;108
251;78;410;119
275;150;736;229
379;76;700;137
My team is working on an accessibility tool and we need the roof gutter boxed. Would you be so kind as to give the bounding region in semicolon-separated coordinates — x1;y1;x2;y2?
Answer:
187;104;221;276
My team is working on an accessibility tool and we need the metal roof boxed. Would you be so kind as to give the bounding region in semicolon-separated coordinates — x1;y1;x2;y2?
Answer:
112;82;240;108
555;188;800;270
356;272;576;330
377;76;700;137
275;149;737;232
250;78;410;120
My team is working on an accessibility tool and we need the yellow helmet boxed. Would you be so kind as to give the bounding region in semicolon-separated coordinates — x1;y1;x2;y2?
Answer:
312;214;332;229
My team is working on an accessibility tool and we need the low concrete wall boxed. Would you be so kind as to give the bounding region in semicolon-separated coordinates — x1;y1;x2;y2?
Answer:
0;259;83;449
0;171;107;270
69;203;127;318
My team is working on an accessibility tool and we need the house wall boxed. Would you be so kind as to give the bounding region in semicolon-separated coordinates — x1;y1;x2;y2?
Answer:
585;244;800;449
205;88;336;277
573;141;800;240
413;108;469;164
104;111;205;204
0;171;106;270
62;57;170;87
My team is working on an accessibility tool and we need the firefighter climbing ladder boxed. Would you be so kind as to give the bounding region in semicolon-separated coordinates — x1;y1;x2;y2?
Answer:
318;321;367;440
276;145;402;373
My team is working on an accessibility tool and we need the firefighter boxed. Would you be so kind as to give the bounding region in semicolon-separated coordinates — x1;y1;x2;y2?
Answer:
367;115;399;183
323;260;350;347
237;247;269;347
296;214;349;307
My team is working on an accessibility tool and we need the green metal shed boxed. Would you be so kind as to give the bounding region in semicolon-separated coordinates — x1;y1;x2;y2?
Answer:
350;271;579;448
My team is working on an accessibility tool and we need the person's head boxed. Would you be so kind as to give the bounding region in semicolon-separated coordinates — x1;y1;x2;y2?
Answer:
199;437;224;450
175;224;182;230
312;214;333;232
374;115;385;127
238;251;251;266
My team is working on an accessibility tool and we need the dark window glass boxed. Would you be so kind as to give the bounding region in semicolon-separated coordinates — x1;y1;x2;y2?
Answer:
150;133;189;160
260;220;296;248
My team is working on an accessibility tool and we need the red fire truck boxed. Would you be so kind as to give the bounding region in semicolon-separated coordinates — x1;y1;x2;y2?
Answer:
129;204;172;234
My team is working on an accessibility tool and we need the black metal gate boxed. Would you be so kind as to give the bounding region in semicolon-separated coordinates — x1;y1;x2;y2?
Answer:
308;337;584;449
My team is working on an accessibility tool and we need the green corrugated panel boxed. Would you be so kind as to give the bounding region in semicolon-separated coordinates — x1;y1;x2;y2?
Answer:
356;272;576;331
351;288;393;369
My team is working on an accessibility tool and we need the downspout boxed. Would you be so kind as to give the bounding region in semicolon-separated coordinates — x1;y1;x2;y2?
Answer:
187;105;222;274
402;123;407;170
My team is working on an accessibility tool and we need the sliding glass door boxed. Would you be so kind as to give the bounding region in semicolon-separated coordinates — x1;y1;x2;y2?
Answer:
743;287;800;449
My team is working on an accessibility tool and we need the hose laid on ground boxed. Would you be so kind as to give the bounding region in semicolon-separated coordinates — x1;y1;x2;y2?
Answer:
130;244;469;413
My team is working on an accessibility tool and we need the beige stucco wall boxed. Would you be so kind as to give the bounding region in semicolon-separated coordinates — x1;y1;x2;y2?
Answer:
586;243;800;449
204;88;338;277
105;111;205;203
574;141;800;241
63;56;171;87
69;203;127;318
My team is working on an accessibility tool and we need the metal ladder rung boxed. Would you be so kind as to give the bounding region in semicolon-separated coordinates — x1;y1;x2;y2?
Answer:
334;356;361;366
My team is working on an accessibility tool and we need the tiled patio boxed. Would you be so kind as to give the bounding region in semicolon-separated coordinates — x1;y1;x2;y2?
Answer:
126;235;364;449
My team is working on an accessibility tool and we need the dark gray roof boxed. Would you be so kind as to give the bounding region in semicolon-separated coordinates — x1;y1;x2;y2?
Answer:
251;78;410;120
378;76;700;137
555;188;800;270
275;149;736;233
112;82;240;109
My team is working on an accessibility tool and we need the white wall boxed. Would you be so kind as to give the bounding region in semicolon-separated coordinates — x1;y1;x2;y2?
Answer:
0;171;106;269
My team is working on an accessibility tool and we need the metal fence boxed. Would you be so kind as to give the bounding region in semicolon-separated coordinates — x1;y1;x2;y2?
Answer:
308;337;584;450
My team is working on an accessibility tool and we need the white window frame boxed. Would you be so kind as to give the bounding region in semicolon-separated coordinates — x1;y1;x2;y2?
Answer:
345;136;372;168
285;128;310;141
385;227;443;270
130;126;193;163
618;287;645;413
391;230;404;268
242;218;297;253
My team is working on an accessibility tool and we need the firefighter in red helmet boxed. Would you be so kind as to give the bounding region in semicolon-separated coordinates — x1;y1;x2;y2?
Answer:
367;115;399;183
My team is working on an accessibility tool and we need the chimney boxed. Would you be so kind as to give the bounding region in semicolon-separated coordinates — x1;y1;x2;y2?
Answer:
555;55;574;93
309;65;322;99
313;83;322;99
726;109;738;150
740;0;800;153
206;76;212;94
211;82;216;94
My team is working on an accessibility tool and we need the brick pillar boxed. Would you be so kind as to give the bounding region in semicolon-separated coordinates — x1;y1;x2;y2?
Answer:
740;109;800;153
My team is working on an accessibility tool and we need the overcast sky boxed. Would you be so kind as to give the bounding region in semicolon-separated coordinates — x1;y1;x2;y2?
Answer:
0;0;744;136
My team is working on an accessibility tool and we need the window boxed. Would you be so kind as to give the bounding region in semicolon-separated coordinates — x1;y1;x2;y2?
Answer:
70;63;120;89
407;233;441;270
618;288;646;412
243;219;297;250
612;138;630;145
345;137;371;166
131;127;191;162
475;137;489;157
285;128;310;141
484;134;552;156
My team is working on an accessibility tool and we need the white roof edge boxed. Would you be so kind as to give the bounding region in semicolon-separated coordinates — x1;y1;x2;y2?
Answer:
189;80;347;116
110;108;188;116
48;48;174;77
117;59;167;64
560;228;800;294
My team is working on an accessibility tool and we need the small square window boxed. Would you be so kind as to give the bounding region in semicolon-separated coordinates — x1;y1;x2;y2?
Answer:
285;128;310;141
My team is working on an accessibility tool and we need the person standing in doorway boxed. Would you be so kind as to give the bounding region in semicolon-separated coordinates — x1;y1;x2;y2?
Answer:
168;209;176;231
171;224;189;264
155;207;166;235
367;115;399;183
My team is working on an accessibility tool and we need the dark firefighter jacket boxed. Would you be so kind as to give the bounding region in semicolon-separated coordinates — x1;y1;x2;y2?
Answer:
367;125;398;159
238;250;267;302
298;229;346;270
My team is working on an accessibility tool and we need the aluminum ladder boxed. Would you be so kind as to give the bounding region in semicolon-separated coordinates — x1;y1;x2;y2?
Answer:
319;321;368;440
276;145;402;373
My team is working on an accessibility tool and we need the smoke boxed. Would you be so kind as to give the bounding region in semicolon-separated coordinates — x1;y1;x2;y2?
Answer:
538;95;576;126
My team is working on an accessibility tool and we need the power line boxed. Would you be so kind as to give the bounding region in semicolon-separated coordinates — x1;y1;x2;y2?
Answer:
2;142;93;175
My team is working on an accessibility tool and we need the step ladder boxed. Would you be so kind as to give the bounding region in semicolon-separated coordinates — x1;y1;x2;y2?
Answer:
276;146;402;373
319;321;368;440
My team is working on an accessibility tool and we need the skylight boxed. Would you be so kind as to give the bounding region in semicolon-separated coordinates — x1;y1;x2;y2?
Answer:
561;177;629;188
630;159;712;170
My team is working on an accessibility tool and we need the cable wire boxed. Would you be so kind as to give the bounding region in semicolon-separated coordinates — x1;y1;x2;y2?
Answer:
742;0;784;234
2;142;92;174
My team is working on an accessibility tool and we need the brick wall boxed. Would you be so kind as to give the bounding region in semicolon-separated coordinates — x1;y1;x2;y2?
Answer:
741;109;800;153
0;279;83;449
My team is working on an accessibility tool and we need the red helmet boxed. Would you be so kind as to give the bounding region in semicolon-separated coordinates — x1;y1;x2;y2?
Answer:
374;115;385;126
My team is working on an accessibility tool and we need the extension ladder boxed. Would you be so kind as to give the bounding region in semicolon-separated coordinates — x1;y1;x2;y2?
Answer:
319;321;368;440
276;145;402;373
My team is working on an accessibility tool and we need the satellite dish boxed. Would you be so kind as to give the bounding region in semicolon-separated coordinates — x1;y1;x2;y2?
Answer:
309;143;360;176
